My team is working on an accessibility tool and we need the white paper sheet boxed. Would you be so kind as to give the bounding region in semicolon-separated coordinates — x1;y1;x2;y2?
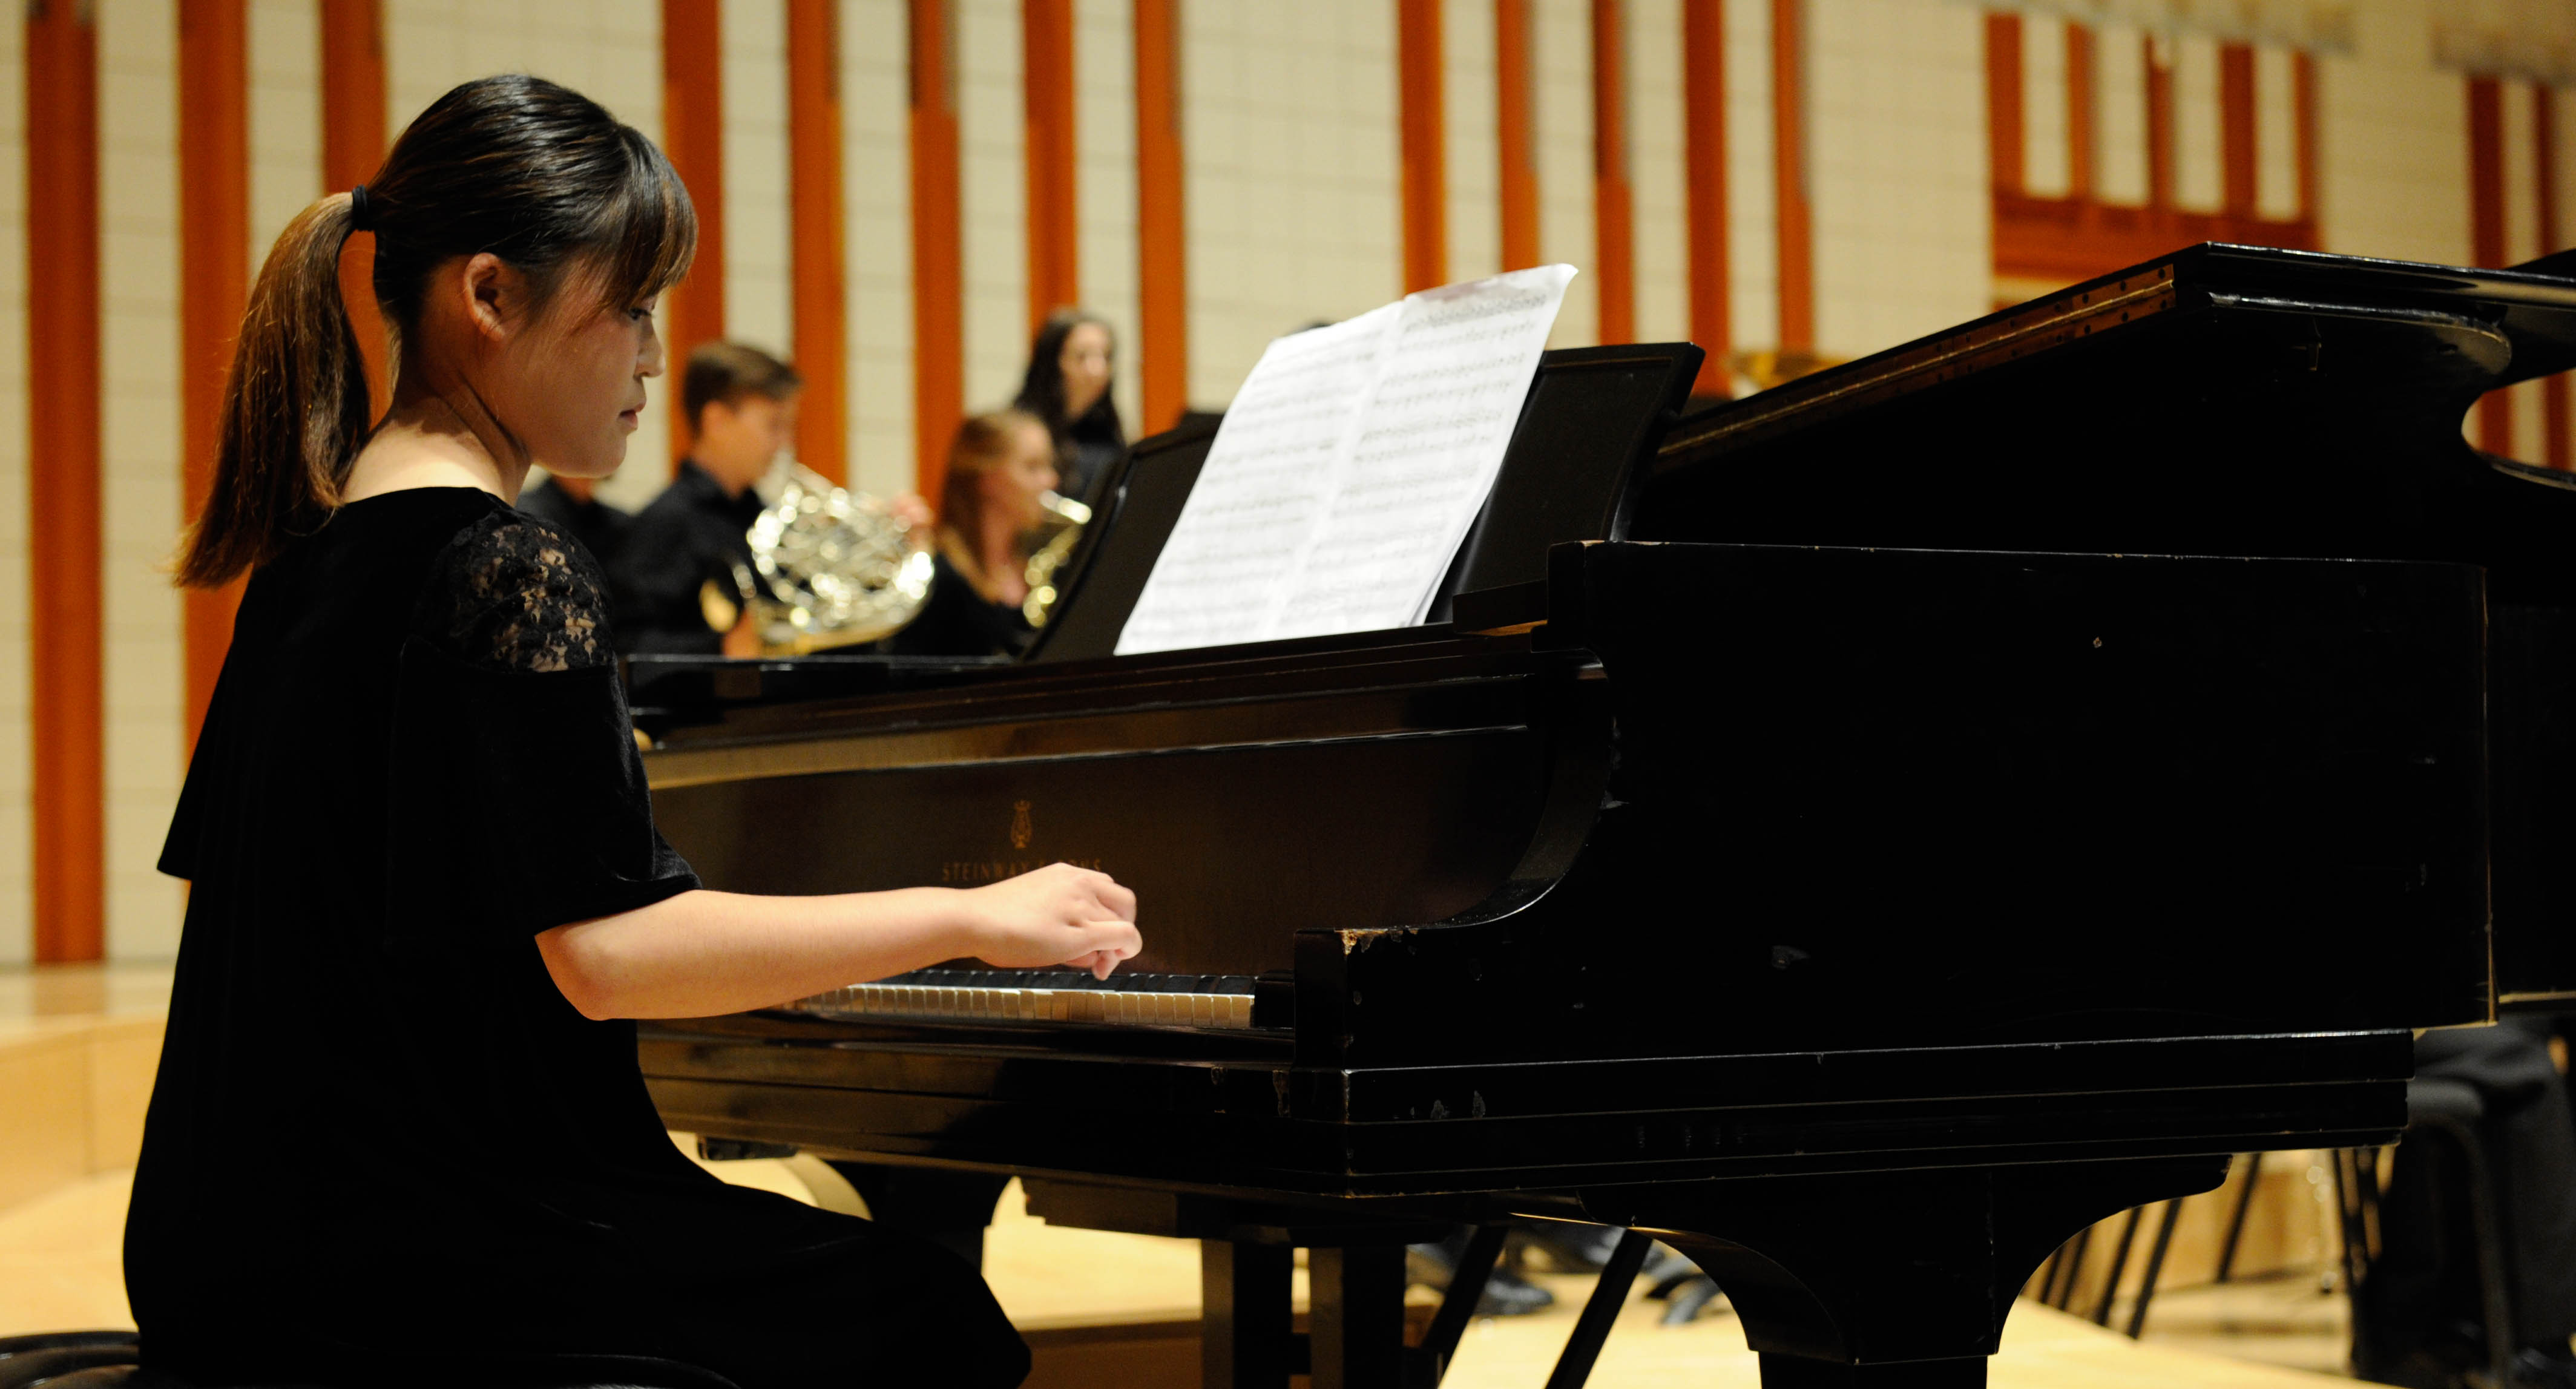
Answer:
1116;266;1574;655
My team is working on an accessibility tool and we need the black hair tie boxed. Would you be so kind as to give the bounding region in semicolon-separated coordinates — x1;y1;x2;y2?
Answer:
349;184;374;232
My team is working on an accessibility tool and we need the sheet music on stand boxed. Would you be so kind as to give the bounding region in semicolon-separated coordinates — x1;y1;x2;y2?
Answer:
1114;265;1576;657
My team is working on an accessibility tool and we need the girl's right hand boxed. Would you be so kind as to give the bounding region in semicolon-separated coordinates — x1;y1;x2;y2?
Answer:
961;862;1142;979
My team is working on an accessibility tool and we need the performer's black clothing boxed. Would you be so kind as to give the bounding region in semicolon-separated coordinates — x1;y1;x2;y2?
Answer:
1057;422;1123;506
2354;1017;2576;1388
515;474;632;570
607;460;766;655
884;551;1036;658
129;488;1028;1389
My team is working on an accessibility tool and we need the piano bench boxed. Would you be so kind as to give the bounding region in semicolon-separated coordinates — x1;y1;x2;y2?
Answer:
0;1332;743;1389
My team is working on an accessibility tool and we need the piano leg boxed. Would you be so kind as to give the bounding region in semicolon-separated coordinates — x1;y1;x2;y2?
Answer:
1202;1240;1295;1389
1309;1244;1410;1389
1588;1157;2231;1388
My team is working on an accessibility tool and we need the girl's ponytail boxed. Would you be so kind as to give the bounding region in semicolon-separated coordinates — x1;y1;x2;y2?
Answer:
175;76;694;589
175;192;373;588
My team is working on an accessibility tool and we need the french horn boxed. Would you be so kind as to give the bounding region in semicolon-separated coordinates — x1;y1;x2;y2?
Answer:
1022;490;1091;628
736;464;936;654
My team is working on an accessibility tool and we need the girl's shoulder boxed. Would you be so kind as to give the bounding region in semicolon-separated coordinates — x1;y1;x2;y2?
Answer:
413;502;616;674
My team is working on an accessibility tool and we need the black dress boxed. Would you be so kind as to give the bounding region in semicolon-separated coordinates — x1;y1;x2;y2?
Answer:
516;474;634;571
883;551;1036;658
127;488;1028;1389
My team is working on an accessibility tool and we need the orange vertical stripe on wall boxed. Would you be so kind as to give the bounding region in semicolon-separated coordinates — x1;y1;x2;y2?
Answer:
27;2;104;964
178;0;249;756
789;0;848;485
1772;0;1812;353
1024;0;1079;330
1592;0;1633;344
1398;0;1447;292
913;0;965;493
2218;44;2255;217
2539;86;2570;470
1984;13;2022;196
1133;0;1188;433
320;0;389;422
2469;77;2509;455
2066;24;2093;199
1682;0;1728;396
2144;35;2173;211
663;0;726;467
1496;0;1539;271
1398;0;1447;293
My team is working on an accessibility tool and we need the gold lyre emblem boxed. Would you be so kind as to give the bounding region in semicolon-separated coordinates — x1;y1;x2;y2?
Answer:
1010;800;1033;850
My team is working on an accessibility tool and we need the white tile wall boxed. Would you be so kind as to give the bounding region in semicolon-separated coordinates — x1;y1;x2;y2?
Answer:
0;15;28;967
1727;0;1778;364
1629;0;1690;344
1806;0;1988;360
2255;44;2298;218
2314;0;2468;267
1443;0;1500;284
959;0;1031;415
2094;24;2147;203
722;0;794;367
2173;32;2221;211
1180;0;1402;410
1075;0;1143;439
2022;13;2069;197
843;0;915;497
381;0;673;513
1532;0;1596;347
99;0;185;962
248;0;320;274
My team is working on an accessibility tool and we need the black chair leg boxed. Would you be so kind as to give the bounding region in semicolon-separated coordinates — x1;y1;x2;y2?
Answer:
1542;1229;1652;1389
2215;1151;2261;1284
2093;1206;2144;1327
2047;1224;2094;1310
2124;1199;2184;1339
1418;1225;1508;1384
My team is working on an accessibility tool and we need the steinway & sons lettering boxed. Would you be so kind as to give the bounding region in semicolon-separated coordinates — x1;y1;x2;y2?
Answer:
940;858;1105;884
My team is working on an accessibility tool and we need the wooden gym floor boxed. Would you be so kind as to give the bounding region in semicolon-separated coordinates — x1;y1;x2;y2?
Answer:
0;965;2364;1387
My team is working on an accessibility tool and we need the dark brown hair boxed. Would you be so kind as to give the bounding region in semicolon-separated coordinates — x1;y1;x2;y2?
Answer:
1012;308;1124;452
681;340;803;436
936;409;1050;589
177;74;697;588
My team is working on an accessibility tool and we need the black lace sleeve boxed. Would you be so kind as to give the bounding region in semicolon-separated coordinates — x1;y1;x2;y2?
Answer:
386;507;697;953
414;512;616;672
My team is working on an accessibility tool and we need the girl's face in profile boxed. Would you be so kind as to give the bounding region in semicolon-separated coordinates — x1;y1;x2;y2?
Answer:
979;421;1062;532
494;272;664;481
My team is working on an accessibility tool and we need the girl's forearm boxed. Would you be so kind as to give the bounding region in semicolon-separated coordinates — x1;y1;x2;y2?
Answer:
535;887;979;1020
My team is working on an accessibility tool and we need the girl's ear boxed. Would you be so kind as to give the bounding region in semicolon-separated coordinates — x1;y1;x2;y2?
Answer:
458;252;521;344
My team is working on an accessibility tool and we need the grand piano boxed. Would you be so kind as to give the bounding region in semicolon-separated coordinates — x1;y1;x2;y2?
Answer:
627;245;2575;1388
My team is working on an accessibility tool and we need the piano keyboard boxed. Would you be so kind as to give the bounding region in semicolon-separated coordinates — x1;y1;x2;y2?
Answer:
791;968;1260;1029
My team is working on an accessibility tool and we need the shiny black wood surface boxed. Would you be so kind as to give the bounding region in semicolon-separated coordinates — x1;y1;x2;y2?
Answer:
1640;242;2576;1005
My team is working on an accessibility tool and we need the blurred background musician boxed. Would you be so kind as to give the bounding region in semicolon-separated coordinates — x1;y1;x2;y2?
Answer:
608;341;801;657
2353;1019;2576;1389
516;471;631;570
1013;309;1124;504
884;410;1059;658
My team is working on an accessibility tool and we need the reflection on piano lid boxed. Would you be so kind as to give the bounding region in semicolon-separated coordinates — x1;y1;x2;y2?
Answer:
791;968;1260;1029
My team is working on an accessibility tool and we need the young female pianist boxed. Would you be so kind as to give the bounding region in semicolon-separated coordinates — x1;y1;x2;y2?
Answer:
129;74;1137;1389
